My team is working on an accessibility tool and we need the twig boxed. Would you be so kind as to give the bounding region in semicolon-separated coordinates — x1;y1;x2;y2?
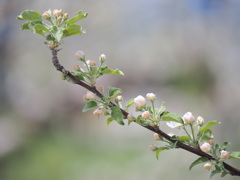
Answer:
51;48;240;176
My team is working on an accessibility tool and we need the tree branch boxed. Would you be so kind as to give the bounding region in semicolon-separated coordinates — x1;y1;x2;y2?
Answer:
51;48;240;176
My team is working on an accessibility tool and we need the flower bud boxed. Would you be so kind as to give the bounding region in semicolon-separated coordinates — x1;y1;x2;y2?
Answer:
204;163;212;170
182;112;195;124
42;11;51;19
197;116;204;126
86;60;96;66
127;114;134;121
207;139;214;144
134;95;146;110
115;95;123;103
73;64;80;71
75;50;85;61
64;13;69;19
146;93;156;102
93;109;102;117
57;16;63;22
142;111;150;119
83;91;95;101
153;133;160;140
200;142;211;153
100;54;106;63
149;145;155;151
97;85;103;91
220;150;229;159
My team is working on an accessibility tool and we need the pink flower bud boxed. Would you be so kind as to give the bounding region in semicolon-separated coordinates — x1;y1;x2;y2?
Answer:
146;93;156;101
64;13;69;19
182;112;195;124
142;111;150;119
86;60;96;66
207;139;214;144
134;95;146;109
200;142;211;153
93;109;102;116
153;133;160;140
100;54;106;63
42;11;51;19
97;85;103;91
127;114;134;121
149;145;155;151
57;16;63;22
204;163;212;170
220;150;229;159
197;116;204;126
75;50;85;61
53;9;63;17
83;91;95;101
73;64;80;71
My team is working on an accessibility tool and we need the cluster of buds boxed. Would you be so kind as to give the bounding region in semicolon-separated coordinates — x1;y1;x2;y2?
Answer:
42;9;69;26
42;11;51;19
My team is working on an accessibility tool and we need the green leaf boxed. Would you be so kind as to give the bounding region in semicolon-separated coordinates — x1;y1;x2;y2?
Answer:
156;147;168;159
197;121;219;137
102;68;124;76
34;24;50;32
82;101;97;112
65;10;88;25
157;104;166;117
63;24;84;38
220;142;230;150
229;152;240;159
189;157;209;170
125;99;134;109
74;73;85;81
20;22;30;30
177;136;191;142
161;112;184;124
111;106;124;125
108;86;122;99
17;10;42;21
106;117;114;126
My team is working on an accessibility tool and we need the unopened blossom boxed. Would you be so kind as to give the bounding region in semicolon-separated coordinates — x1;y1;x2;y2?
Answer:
204;163;212;170
153;133;160;140
142;111;150;119
87;60;96;66
100;54;106;63
115;95;123;103
64;13;69;19
97;85;103;91
221;150;229;159
197;116;204;126
57;16;63;22
73;64;80;71
127;114;134;121
134;95;146;109
200;142;211;153
83;91;95;101
146;93;156;102
42;11;50;19
53;9;63;17
207;139;214;144
93;109;102;116
75;50;85;61
149;145;155;151
182;112;195;124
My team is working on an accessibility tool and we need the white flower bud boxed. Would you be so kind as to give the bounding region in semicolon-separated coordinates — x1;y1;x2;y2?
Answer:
153;133;160;140
86;60;96;66
75;50;85;61
134;95;146;110
197;116;204;126
83;91;95;101
93;109;102;117
146;93;156;102
182;112;195;124
220;150;229;159
200;142;211;153
204;163;212;170
100;54;106;63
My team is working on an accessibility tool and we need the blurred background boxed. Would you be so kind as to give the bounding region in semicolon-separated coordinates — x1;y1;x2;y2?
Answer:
1;0;240;179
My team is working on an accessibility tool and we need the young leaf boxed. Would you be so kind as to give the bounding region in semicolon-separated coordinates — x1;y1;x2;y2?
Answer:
111;106;124;125
157;104;166;117
65;10;88;25
189;157;209;170
82;101;97;112
106;117;114;126
125;99;134;109
63;24;84;37
177;136;191;142
156;147;168;159
197;121;219;137
108;87;122;100
102;68;124;76
161;112;184;124
34;24;50;32
229;152;240;159
20;22;30;30
17;10;42;21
